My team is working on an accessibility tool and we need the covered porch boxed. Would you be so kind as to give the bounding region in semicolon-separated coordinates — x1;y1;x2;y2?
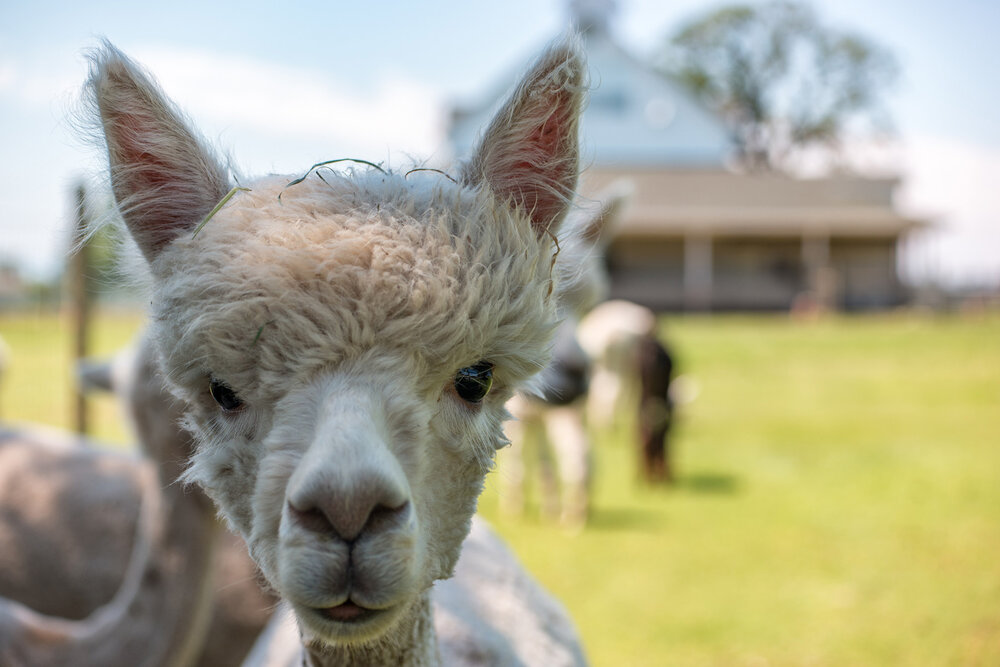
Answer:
582;168;927;311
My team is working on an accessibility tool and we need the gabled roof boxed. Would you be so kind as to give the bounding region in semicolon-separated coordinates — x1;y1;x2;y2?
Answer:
449;25;735;167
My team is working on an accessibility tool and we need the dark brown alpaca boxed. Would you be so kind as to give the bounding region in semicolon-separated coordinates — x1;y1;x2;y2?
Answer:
637;334;675;483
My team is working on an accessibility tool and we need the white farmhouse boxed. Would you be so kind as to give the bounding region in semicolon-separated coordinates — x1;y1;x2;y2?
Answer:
449;1;925;311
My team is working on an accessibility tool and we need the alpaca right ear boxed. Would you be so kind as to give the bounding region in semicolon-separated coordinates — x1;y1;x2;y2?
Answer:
86;42;230;264
569;180;633;247
462;37;585;238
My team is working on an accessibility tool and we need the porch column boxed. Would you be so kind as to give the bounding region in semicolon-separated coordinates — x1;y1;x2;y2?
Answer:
683;234;713;311
801;233;835;310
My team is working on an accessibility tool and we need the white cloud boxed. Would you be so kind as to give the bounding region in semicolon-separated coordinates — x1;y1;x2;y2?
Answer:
0;61;15;91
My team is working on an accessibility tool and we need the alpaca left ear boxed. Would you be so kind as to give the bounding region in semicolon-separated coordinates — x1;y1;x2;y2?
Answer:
86;41;231;264
462;36;585;238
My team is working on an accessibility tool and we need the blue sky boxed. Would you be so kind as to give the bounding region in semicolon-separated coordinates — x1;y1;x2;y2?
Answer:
2;0;998;287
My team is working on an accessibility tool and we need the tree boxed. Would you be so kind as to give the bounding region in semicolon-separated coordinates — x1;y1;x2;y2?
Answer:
658;2;898;170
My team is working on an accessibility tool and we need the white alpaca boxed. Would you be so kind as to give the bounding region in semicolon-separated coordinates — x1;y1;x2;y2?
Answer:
578;300;679;482
499;188;626;528
86;34;588;667
577;299;658;431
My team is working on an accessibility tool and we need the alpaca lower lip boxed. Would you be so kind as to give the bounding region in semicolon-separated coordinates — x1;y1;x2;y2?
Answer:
318;601;377;623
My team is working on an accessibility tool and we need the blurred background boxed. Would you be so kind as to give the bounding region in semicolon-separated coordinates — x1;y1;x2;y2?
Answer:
1;1;998;665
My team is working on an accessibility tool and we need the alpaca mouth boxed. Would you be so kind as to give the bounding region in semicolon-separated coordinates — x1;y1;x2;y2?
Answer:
297;598;403;646
315;600;381;624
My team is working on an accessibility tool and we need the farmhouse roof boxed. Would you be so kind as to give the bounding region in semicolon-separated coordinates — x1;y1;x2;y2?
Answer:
449;2;734;167
582;167;928;238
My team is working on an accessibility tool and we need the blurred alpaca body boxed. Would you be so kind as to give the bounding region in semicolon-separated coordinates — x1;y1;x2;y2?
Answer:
0;423;222;665
636;334;675;483
501;321;592;528
578;300;657;433
499;188;627;529
578;300;676;482
0;333;275;667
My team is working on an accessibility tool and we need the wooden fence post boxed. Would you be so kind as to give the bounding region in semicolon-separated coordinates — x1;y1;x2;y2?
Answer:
69;182;92;436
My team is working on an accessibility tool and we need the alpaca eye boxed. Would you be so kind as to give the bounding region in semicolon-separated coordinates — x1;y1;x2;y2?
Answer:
453;362;494;404
209;379;245;413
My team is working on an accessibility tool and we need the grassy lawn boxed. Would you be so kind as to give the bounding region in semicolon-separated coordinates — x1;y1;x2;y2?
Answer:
0;307;144;444
479;313;1000;666
1;309;998;665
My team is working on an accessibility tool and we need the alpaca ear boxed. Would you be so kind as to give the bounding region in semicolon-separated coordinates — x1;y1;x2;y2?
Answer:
570;180;632;246
462;37;585;238
86;41;230;264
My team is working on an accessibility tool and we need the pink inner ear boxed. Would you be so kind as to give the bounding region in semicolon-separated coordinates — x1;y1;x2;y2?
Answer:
532;117;562;154
518;107;576;230
104;102;228;260
110;116;194;257
116;115;176;191
459;40;585;234
90;46;233;263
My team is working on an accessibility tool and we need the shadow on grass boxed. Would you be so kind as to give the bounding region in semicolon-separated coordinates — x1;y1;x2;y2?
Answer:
586;506;665;532
675;472;741;495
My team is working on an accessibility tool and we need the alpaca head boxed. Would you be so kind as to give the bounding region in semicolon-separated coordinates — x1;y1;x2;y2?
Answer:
86;39;584;647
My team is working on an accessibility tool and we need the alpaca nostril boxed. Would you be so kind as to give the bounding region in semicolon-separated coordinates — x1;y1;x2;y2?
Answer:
287;496;411;543
287;501;336;536
363;500;411;534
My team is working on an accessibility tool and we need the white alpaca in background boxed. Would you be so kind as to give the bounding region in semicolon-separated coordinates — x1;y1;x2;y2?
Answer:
578;299;678;482
577;299;658;432
500;188;627;528
87;34;588;667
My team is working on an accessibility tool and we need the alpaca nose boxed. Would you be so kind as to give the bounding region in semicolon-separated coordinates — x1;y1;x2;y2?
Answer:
286;381;414;542
287;471;411;542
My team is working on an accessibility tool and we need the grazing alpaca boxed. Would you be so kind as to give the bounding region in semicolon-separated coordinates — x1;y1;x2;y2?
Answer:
500;189;625;528
577;299;657;432
635;333;675;483
0;333;275;667
577;300;676;483
87;33;587;667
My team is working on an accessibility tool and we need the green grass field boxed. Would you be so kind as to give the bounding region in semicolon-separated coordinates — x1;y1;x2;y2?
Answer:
1;309;998;665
